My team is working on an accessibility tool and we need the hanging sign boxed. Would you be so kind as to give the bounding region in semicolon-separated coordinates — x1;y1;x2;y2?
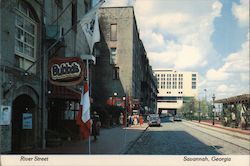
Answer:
48;57;85;86
0;105;11;125
22;113;32;129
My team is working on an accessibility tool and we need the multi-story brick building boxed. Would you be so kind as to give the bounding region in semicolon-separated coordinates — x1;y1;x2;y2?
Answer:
153;69;198;115
0;0;44;153
92;6;158;113
0;2;157;153
0;0;92;153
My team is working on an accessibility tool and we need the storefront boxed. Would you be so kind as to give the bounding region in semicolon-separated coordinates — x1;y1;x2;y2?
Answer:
47;84;81;141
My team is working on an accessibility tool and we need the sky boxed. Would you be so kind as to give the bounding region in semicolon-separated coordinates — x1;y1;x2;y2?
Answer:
96;0;249;101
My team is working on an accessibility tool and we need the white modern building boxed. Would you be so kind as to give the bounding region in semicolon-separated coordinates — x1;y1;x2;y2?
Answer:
153;69;198;115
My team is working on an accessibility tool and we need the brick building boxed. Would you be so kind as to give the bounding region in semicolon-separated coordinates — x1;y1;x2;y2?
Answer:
0;0;92;153
92;7;158;114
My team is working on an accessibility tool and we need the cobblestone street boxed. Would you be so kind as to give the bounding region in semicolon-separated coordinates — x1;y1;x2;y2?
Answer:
126;120;250;155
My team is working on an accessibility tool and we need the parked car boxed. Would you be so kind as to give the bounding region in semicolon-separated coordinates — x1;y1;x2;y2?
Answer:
147;114;161;126
174;115;182;121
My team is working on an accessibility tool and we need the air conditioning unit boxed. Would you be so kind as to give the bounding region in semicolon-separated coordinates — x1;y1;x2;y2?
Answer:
46;25;63;41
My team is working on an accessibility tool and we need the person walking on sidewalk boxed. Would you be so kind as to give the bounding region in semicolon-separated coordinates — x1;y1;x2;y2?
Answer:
139;115;144;127
92;112;101;142
119;113;124;125
133;115;138;125
128;115;132;126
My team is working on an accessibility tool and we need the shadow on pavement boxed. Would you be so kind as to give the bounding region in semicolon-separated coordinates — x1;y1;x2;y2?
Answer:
126;130;222;155
10;125;148;155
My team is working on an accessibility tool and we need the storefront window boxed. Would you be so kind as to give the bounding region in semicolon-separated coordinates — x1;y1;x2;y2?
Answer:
64;101;79;120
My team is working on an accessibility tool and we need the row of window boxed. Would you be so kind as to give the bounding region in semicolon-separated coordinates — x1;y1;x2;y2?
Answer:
158;81;183;89
192;74;197;89
156;74;184;78
160;77;184;81
166;91;183;94
158;84;196;90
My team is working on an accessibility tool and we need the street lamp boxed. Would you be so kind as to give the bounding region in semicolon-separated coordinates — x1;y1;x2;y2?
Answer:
198;100;201;123
212;94;215;125
122;96;127;127
113;92;117;106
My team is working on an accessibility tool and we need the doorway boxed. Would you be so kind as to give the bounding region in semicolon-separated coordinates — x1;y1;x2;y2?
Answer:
12;94;35;152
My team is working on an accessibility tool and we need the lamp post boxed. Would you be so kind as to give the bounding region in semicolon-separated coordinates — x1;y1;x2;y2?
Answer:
190;110;193;121
212;94;215;125
122;96;127;127
113;92;117;106
198;100;201;123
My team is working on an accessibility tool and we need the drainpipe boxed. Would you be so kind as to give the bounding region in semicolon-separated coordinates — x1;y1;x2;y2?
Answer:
0;2;2;154
41;0;47;149
0;2;2;107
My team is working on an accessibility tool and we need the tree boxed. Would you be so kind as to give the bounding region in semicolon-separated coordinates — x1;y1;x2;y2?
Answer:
180;98;212;120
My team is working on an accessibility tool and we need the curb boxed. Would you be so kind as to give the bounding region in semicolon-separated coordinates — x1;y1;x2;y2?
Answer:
193;121;250;135
121;125;149;154
185;120;250;141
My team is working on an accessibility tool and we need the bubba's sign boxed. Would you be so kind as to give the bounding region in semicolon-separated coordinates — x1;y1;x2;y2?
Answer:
48;57;85;86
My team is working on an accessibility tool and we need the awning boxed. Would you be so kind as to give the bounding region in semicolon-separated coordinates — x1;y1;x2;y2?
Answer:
48;84;81;100
215;94;250;104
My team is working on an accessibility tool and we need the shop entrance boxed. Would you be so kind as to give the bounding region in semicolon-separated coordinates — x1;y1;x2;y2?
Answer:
12;94;35;152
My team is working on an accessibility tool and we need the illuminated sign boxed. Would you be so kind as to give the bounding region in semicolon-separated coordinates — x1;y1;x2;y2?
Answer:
49;57;85;86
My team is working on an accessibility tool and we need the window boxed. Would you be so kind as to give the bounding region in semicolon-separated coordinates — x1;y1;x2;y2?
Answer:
15;1;37;72
172;82;177;89
178;82;183;89
167;82;171;89
161;82;165;89
192;82;196;89
110;47;117;64
84;0;90;13
110;24;117;41
64;101;78;120
113;67;119;80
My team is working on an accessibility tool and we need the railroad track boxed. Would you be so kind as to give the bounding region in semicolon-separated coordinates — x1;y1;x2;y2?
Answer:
182;122;250;153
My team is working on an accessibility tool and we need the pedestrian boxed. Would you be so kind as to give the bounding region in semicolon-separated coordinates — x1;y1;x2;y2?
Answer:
92;112;100;142
119;113;124;125
128;115;132;126
139;115;144;126
133;115;138;125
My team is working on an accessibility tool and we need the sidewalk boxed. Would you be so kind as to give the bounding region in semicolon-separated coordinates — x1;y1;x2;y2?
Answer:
186;120;250;141
29;124;148;154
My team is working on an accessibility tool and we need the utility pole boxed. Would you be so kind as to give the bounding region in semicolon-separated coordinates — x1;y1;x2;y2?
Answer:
212;94;215;125
198;100;201;123
204;89;207;118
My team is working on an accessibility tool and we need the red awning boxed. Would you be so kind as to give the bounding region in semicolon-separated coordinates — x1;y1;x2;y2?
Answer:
48;84;81;100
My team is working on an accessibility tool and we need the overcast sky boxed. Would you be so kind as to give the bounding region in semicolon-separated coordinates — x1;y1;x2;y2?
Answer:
98;0;249;101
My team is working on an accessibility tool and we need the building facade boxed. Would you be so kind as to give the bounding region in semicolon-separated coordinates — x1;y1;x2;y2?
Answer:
0;0;92;153
153;69;198;115
92;6;157;114
0;0;44;153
